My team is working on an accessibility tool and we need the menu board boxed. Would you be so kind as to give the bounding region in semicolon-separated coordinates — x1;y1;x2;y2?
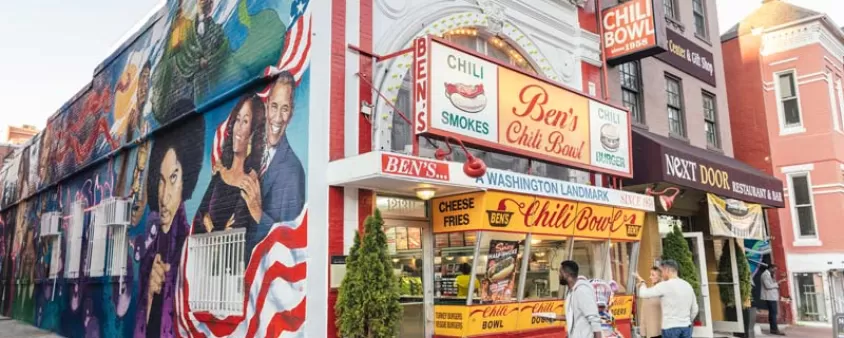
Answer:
464;232;477;246
481;240;519;303
435;234;449;248
396;227;408;250
407;227;422;249
449;232;464;247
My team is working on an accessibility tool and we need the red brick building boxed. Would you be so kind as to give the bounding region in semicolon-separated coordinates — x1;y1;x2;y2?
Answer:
722;0;844;325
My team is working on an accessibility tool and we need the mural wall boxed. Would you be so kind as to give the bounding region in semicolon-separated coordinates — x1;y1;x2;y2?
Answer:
0;0;311;337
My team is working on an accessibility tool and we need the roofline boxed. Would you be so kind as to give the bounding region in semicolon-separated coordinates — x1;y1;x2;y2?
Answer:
721;14;826;43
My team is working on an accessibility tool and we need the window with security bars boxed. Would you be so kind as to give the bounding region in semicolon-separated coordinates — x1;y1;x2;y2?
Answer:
665;75;686;137
619;61;643;124
692;0;708;38
187;229;246;316
702;91;719;148
664;0;677;19
40;212;62;278
789;174;817;237
778;72;802;128
65;200;87;279
86;198;132;277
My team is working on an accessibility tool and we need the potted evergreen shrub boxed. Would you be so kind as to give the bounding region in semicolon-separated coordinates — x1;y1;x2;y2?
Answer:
335;209;403;337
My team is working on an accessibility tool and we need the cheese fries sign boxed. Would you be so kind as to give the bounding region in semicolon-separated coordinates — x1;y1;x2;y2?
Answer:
413;36;632;177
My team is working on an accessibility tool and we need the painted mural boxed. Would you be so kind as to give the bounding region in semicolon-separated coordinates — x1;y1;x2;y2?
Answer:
0;0;311;337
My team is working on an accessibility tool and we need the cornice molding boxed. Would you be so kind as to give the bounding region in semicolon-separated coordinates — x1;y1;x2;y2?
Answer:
762;21;844;60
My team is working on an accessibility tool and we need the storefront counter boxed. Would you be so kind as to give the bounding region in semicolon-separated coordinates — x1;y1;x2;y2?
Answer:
432;296;634;337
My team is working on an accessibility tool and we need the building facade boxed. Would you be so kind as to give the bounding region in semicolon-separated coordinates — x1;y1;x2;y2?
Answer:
722;0;844;326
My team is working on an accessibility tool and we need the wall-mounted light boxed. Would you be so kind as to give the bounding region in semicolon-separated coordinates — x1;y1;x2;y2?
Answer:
415;185;437;201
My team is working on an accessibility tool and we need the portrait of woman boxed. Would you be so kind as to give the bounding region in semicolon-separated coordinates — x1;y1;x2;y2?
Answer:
192;94;264;235
133;117;204;338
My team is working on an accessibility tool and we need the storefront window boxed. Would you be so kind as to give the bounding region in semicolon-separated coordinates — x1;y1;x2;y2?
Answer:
523;235;569;300
434;232;478;303
475;232;526;303
609;241;635;294
570;238;610;281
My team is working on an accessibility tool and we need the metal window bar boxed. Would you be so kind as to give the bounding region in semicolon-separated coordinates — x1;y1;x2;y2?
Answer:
187;229;246;316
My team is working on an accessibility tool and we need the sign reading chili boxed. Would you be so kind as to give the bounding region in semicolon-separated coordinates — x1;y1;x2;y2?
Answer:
413;36;633;177
601;0;667;65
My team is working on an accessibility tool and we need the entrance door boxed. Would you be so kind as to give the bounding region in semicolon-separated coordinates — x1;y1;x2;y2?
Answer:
383;219;428;337
683;232;715;337
705;238;744;333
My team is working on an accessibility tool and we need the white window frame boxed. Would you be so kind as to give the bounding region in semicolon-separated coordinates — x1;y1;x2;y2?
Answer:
65;200;87;279
774;69;806;135
692;0;709;39
40;212;62;279
186;229;247;316
836;79;844;132
782;163;821;246
87;198;132;277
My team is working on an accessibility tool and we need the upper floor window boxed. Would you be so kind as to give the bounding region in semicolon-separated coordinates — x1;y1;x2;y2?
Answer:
619;61;644;124
664;0;678;20
702;91;719;148
665;75;686;137
692;0;708;38
776;71;803;130
789;173;816;238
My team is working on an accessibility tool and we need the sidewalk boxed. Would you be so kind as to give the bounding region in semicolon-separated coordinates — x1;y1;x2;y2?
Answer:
756;325;832;337
0;317;61;338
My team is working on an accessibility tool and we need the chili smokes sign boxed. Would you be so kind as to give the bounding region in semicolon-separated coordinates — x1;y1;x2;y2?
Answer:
601;0;668;65
413;36;633;178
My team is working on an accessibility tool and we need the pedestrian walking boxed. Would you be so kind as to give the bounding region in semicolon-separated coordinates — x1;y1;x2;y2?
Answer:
558;260;602;338
635;260;698;338
639;267;664;338
761;264;786;336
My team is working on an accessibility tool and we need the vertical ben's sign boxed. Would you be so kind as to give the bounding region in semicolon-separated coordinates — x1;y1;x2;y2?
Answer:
602;0;668;66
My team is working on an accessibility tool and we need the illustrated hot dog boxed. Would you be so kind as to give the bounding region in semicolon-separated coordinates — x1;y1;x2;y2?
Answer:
486;256;515;282
445;82;487;113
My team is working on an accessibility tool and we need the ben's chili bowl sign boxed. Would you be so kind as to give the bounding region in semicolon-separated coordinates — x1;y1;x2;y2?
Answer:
413;36;633;178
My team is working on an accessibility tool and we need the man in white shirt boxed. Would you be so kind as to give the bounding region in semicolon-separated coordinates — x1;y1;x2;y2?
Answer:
635;260;698;338
761;264;785;336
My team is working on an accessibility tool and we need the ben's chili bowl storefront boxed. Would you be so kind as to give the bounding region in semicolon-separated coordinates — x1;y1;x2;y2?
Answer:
627;130;785;337
327;36;655;338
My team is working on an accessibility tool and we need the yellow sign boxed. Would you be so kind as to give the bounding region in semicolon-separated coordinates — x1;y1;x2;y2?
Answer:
432;192;484;234
433;296;634;337
432;191;646;241
498;67;592;167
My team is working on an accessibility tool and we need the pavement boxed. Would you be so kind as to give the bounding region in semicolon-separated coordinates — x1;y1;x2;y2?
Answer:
0;317;61;338
756;325;832;338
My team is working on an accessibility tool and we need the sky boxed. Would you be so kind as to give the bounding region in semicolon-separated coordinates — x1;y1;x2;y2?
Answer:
1;0;843;130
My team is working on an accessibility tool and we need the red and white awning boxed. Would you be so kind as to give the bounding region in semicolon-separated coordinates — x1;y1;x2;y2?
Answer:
327;152;655;212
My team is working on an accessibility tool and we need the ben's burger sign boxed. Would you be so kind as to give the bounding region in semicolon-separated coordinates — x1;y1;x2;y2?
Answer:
601;0;667;66
413;36;633;178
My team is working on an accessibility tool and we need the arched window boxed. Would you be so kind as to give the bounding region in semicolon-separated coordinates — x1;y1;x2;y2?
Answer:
390;28;586;182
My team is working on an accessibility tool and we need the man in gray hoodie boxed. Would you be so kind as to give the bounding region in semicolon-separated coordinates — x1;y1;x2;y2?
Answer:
560;260;602;338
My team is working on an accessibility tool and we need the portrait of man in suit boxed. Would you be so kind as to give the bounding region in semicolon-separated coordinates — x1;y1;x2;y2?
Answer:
240;71;306;256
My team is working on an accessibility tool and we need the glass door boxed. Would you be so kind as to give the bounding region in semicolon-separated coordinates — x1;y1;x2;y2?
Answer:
705;238;744;333
384;219;427;337
683;232;714;337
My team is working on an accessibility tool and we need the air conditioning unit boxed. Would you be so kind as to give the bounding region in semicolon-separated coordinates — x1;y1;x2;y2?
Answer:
40;212;61;237
95;197;132;226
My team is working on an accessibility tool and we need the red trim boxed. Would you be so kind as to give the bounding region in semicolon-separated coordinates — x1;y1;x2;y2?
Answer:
327;0;347;337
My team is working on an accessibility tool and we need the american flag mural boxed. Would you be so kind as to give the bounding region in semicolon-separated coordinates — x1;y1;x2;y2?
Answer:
211;0;312;169
178;0;312;336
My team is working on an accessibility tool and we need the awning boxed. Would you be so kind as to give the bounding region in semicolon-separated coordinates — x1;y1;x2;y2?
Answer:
327;151;655;212
629;130;785;207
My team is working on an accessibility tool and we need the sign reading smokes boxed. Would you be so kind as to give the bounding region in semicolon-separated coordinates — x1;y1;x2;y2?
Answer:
413;36;633;177
601;0;667;65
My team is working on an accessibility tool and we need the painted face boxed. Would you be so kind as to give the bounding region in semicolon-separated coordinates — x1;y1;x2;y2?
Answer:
131;143;150;225
649;269;661;284
157;149;183;232
266;83;293;147
199;0;213;16
233;101;253;155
